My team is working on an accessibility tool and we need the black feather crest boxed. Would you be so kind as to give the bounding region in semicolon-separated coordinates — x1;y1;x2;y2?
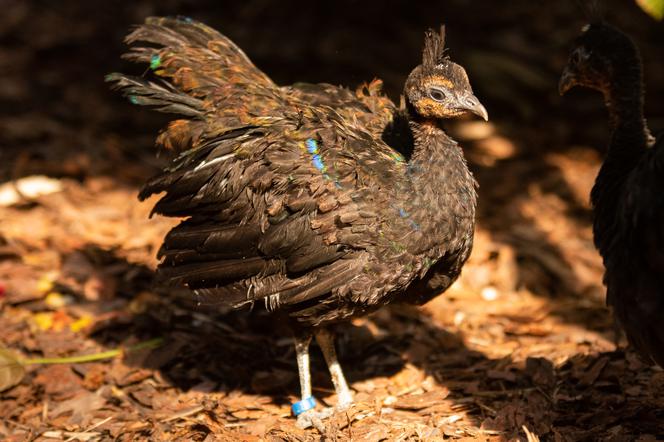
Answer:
576;0;605;24
422;25;448;69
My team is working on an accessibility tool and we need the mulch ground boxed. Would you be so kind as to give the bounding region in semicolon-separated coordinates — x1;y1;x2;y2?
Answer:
1;1;664;441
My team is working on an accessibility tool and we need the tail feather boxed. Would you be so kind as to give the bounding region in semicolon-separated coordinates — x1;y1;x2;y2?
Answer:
160;222;261;259
190;258;362;311
274;259;362;306
123;16;275;95
129;17;256;66
159;256;282;287
110;17;286;154
105;73;204;118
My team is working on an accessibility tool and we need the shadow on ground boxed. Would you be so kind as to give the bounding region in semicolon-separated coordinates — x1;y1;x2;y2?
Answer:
68;247;661;440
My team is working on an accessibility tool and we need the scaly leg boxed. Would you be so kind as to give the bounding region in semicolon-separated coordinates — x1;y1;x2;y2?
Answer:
315;328;353;410
295;333;313;400
292;332;332;430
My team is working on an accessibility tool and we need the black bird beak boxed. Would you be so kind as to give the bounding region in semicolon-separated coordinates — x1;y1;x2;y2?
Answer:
460;93;489;121
558;66;577;95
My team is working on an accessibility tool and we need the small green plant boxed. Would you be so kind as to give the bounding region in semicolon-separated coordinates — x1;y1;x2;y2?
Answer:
0;338;163;392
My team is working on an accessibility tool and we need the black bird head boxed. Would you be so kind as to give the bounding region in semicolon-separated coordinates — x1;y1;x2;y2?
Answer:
559;23;641;96
405;26;488;121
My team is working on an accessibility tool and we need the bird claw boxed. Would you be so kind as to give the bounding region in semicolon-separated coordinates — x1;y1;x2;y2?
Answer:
295;407;334;430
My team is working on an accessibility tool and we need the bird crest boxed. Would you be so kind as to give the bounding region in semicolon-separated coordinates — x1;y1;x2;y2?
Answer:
576;0;605;24
422;25;448;69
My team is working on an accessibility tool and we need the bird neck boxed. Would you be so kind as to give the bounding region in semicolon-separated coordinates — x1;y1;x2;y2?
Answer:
406;117;477;216
603;62;649;164
407;118;459;167
591;61;649;219
403;102;465;166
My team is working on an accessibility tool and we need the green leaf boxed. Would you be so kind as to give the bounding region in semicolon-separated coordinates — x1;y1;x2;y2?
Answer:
0;348;26;392
637;0;664;20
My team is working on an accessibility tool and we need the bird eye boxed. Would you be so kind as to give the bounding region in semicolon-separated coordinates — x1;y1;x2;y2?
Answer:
570;48;591;65
570;49;581;65
428;88;446;102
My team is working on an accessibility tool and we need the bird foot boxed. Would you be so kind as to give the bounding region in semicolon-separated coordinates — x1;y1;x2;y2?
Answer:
295;398;354;430
296;407;334;430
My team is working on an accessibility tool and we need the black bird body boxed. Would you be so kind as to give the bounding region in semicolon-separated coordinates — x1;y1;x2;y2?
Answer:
109;17;486;424
592;132;664;366
560;23;664;366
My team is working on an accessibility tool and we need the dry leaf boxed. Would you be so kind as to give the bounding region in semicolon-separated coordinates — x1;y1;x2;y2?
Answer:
0;348;25;392
394;391;449;410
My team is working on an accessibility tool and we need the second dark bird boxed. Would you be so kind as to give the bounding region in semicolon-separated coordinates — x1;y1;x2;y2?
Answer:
560;22;664;366
108;18;487;427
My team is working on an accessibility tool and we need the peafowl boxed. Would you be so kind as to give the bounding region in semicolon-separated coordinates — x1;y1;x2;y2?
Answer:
560;22;664;367
108;17;487;427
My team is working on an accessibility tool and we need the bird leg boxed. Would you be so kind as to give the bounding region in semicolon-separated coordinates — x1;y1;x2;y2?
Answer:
292;332;331;430
294;333;313;399
315;328;353;410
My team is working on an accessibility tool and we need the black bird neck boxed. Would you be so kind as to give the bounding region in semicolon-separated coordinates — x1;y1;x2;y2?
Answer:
603;61;649;165
591;57;649;246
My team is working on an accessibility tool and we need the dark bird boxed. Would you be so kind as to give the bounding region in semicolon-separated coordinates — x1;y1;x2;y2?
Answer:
560;22;664;366
108;17;487;427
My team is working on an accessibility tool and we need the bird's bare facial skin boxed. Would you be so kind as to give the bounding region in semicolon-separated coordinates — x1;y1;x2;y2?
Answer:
412;74;488;121
412;95;460;119
559;45;603;94
415;77;459;118
428;87;448;102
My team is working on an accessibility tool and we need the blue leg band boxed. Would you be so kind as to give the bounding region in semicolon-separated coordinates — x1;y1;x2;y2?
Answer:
291;396;316;416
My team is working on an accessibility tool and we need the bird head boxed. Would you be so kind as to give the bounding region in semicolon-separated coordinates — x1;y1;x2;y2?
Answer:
405;26;488;122
559;23;641;96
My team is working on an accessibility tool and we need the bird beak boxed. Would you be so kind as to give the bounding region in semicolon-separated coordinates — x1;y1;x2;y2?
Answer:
460;93;489;121
558;66;577;95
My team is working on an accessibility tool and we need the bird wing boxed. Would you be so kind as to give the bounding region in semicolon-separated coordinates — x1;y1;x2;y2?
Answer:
111;16;292;151
285;80;398;138
610;134;664;365
133;113;412;314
